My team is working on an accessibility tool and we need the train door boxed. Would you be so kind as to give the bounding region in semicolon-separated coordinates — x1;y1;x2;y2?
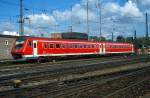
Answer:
101;43;106;54
33;41;38;57
99;44;102;54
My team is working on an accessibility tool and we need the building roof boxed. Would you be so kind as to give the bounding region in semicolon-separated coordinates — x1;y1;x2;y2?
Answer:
0;34;19;38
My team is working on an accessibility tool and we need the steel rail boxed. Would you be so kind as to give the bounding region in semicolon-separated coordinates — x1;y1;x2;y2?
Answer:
103;78;150;98
30;66;150;98
0;56;149;88
0;65;149;98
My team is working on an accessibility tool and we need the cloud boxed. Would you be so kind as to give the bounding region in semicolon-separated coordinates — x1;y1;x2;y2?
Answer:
53;10;71;21
28;14;57;27
81;0;98;8
0;0;148;38
2;31;19;36
104;1;143;17
53;4;96;22
0;22;18;36
72;4;96;21
0;22;16;32
141;0;150;6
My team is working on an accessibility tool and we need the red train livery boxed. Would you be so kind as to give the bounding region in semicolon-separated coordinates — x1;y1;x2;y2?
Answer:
11;37;134;61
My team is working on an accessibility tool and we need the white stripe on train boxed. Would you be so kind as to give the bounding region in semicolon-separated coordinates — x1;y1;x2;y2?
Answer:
23;51;133;58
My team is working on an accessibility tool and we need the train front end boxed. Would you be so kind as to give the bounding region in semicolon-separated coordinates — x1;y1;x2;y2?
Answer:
11;38;26;59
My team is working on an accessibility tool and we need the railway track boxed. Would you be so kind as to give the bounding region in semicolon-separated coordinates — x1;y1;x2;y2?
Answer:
52;67;150;98
0;55;147;69
75;69;150;98
0;62;150;98
0;55;149;88
0;55;149;75
0;55;149;98
0;56;129;72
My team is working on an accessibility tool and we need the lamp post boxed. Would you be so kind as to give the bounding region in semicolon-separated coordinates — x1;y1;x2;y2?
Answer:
19;0;24;36
97;1;102;41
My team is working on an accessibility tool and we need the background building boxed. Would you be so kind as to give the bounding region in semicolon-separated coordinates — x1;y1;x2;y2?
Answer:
0;35;18;60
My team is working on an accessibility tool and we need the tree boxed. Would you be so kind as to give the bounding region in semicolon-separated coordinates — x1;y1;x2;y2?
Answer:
89;36;106;41
126;37;133;43
116;35;125;42
100;36;106;41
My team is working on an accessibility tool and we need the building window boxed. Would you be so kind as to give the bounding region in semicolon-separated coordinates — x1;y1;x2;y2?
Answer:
4;40;9;45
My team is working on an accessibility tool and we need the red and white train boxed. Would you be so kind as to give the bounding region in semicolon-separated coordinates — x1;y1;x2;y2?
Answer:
11;37;134;61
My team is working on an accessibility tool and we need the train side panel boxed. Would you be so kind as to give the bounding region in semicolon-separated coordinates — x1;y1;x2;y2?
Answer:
11;37;135;60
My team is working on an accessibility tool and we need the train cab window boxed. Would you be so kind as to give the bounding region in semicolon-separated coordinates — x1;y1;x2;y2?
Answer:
62;44;66;48
75;44;79;48
50;44;54;48
69;44;73;48
84;44;86;48
56;44;60;48
15;38;25;49
28;41;32;47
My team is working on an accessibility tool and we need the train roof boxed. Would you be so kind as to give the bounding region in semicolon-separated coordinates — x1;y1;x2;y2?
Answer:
18;36;133;45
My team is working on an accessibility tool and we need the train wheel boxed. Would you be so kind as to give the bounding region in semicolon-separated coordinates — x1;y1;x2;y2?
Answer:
37;57;43;63
52;59;56;63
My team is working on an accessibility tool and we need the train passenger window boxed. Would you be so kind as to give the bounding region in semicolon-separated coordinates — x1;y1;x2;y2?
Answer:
92;45;94;48
80;44;83;48
56;44;60;48
28;41;32;47
44;43;47;48
96;45;99;48
50;44;54;48
69;44;73;48
62;44;66;48
75;44;79;48
106;45;109;48
84;44;86;48
88;44;90;48
99;45;101;48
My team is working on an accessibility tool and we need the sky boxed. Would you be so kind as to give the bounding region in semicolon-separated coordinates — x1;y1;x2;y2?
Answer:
0;0;149;39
